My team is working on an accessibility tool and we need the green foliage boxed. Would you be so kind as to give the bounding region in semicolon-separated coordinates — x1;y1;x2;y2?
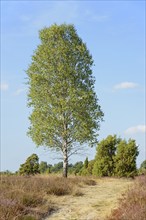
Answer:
114;139;139;177
39;161;48;173
84;157;89;169
19;154;39;175
26;23;103;177
138;160;146;175
93;135;139;177
50;162;63;173
39;161;52;174
87;160;95;175
93;135;120;176
0;170;13;176
80;157;93;176
140;160;146;170
72;161;83;175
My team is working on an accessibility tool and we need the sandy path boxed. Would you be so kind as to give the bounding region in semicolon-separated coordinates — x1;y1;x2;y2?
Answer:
46;178;132;220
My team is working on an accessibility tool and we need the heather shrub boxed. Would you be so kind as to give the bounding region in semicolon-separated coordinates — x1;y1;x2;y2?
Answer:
81;178;96;186
0;175;96;219
21;193;43;207
107;175;146;220
0;198;25;220
0;176;54;219
45;177;72;195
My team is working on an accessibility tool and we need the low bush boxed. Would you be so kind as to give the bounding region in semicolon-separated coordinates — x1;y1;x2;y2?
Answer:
107;175;146;220
0;175;56;219
44;177;73;196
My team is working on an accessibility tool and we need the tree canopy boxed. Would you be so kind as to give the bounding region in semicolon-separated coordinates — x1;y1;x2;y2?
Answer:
26;24;103;177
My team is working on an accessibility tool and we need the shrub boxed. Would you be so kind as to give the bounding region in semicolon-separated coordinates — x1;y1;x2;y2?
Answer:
0;176;54;219
93;136;139;177
92;135;120;177
114;139;139;177
107;175;146;220
19;154;39;175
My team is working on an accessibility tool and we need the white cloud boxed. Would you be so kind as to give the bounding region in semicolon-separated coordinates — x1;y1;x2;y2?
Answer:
0;83;9;91
125;125;146;135
114;82;138;90
14;88;26;96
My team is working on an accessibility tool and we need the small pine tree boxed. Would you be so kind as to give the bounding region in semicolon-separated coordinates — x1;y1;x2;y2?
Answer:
19;154;39;175
80;157;89;176
87;160;95;175
84;157;89;169
81;159;95;176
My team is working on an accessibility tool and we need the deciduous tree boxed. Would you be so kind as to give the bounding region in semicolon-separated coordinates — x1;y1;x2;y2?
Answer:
26;24;103;177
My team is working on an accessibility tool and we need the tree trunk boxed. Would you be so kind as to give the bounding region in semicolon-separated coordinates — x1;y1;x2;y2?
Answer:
63;143;68;178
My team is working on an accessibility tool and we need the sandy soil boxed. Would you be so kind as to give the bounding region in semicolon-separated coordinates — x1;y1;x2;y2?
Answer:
45;178;133;220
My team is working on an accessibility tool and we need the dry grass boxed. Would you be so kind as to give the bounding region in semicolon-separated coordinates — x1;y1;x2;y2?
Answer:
1;175;137;220
0;174;96;220
45;177;133;220
107;175;146;220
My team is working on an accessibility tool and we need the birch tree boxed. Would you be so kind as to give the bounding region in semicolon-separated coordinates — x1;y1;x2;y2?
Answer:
26;24;103;177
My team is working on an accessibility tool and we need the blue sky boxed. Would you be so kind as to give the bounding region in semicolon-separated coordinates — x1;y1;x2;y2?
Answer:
1;0;145;172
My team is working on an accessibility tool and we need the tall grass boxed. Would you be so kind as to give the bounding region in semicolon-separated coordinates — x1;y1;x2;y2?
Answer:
0;175;96;220
107;175;146;220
